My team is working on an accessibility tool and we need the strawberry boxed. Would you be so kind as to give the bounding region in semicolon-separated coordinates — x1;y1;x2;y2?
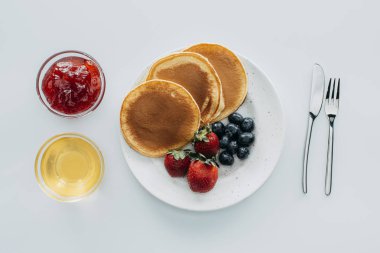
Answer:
193;125;220;158
164;149;191;177
187;157;218;193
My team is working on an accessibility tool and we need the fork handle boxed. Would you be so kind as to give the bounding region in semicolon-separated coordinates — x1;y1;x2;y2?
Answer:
302;114;315;194
325;118;335;195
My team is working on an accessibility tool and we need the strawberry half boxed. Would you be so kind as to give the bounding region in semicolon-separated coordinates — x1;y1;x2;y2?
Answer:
193;125;220;158
164;149;191;177
187;156;219;193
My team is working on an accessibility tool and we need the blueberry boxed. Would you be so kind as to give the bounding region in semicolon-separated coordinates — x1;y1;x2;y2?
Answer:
228;112;244;125
226;140;238;155
219;135;230;149
233;128;242;140
225;131;233;138
211;122;225;138
225;123;240;139
237;147;250;160
237;132;255;147
240;118;255;132
219;151;234;166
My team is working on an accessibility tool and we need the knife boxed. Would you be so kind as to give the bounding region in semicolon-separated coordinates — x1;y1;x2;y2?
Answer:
302;64;325;194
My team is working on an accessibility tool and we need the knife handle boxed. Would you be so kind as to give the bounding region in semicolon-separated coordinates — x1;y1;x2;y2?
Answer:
303;114;315;194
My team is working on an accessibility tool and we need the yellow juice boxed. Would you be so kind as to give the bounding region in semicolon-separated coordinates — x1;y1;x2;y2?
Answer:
36;134;103;200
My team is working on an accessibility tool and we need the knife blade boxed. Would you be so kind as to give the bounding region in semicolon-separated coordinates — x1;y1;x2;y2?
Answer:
309;64;325;117
302;63;325;193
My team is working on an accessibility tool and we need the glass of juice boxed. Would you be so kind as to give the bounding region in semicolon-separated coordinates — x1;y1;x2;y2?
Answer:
35;133;104;202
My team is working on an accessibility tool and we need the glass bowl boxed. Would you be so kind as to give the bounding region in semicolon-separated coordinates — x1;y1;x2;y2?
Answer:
35;133;104;202
36;50;106;118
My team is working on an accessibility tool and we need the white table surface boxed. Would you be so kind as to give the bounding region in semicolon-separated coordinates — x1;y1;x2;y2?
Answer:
1;0;379;252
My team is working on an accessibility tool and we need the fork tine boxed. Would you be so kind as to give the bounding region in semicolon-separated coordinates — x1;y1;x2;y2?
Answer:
331;78;336;101
336;78;340;100
326;78;332;99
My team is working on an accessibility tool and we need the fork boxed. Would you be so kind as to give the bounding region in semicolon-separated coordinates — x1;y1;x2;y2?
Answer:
324;78;340;196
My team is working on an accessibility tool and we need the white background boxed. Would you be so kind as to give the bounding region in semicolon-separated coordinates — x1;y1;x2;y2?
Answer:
0;0;379;252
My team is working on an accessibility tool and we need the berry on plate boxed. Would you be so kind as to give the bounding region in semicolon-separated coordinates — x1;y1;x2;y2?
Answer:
211;122;225;138
237;147;250;160
164;149;191;177
225;123;240;140
187;157;219;193
219;135;230;149
219;151;234;165
240;117;255;132
228;112;244;125
237;132;255;147
193;125;220;158
226;140;238;155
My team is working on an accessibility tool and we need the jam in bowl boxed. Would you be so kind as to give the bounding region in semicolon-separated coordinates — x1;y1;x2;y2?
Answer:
37;51;106;118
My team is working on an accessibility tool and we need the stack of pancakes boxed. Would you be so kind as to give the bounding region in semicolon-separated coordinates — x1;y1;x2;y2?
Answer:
120;43;248;157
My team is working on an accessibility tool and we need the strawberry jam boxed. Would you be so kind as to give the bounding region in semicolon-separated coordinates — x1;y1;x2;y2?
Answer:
42;56;102;115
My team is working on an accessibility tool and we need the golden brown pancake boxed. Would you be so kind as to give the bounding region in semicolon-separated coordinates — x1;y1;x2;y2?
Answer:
146;52;223;124
120;80;200;157
184;43;247;122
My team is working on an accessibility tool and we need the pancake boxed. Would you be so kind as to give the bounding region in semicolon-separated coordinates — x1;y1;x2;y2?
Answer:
120;80;200;157
146;52;223;124
184;43;247;122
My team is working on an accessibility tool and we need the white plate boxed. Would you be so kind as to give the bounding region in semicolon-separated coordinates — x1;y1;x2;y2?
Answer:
120;55;285;211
